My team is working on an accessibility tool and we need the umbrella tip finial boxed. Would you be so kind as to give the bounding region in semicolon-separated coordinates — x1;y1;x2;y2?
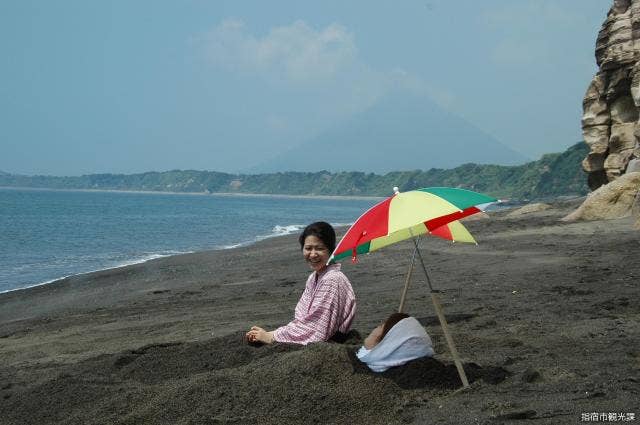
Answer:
393;186;400;194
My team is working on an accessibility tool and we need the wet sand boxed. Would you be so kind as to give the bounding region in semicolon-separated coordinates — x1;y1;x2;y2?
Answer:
1;199;638;424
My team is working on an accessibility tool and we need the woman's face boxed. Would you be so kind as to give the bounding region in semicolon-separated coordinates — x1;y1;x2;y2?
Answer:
364;323;384;349
302;235;330;272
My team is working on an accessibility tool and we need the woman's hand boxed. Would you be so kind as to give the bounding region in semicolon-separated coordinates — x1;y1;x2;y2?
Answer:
246;326;275;344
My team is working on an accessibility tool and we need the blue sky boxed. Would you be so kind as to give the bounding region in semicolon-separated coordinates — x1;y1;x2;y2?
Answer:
1;0;611;176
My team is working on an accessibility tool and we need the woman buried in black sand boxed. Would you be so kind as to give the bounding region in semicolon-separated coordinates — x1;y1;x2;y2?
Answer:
246;222;356;345
357;312;434;372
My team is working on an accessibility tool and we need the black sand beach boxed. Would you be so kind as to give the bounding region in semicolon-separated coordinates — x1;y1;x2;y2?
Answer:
1;199;638;424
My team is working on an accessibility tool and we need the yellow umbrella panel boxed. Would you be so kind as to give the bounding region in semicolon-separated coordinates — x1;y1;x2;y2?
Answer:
368;220;475;252
332;219;476;262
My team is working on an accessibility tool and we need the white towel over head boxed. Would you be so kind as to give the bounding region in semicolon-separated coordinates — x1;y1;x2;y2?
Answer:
356;317;434;372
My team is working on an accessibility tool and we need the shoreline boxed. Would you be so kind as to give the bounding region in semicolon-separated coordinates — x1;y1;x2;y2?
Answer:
0;192;524;296
0;229;304;297
1;221;354;296
2;187;373;295
0;251;193;296
0;185;386;201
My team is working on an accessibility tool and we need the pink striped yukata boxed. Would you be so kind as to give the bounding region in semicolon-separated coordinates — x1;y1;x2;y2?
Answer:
273;263;356;345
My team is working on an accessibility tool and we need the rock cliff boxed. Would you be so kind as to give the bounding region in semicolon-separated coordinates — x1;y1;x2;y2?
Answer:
582;0;640;190
562;172;640;221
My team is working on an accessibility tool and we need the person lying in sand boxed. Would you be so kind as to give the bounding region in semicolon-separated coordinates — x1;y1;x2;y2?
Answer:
356;312;434;372
246;221;356;345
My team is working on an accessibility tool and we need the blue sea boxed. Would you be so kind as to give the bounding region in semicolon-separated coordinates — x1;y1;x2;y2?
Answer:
0;188;379;293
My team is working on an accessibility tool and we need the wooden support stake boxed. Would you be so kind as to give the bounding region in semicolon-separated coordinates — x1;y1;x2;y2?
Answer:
398;241;419;313
404;230;469;388
409;235;469;389
430;291;470;388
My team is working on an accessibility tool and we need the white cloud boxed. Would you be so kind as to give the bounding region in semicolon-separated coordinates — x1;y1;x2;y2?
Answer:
200;19;358;83
194;18;460;139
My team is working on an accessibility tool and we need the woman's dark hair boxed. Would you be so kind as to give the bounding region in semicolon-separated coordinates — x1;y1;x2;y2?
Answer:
298;221;336;253
380;312;410;340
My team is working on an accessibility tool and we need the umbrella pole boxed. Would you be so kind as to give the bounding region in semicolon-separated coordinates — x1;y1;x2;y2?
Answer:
398;237;419;313
412;239;470;389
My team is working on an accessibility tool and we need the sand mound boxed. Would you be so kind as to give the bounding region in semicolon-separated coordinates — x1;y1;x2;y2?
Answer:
1;332;507;425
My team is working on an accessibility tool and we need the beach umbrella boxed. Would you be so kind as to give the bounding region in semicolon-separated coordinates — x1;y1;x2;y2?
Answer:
329;186;496;388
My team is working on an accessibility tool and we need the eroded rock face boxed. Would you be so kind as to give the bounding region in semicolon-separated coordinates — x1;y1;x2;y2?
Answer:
582;0;640;190
562;172;640;221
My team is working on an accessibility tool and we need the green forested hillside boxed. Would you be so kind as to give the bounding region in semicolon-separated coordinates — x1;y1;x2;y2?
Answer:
0;143;589;200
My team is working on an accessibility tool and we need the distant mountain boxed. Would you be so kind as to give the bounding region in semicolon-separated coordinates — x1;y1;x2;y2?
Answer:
0;143;588;200
252;90;529;173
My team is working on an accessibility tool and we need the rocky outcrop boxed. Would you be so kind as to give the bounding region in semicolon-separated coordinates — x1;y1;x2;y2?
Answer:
562;172;640;221
582;0;640;190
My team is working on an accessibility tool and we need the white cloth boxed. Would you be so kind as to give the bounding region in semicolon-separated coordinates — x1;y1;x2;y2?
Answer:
356;317;434;372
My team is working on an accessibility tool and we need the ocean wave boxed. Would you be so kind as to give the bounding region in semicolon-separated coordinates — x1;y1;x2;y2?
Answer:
254;223;354;242
265;224;306;238
217;222;358;251
330;222;353;228
218;242;247;250
217;224;306;250
113;251;191;268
